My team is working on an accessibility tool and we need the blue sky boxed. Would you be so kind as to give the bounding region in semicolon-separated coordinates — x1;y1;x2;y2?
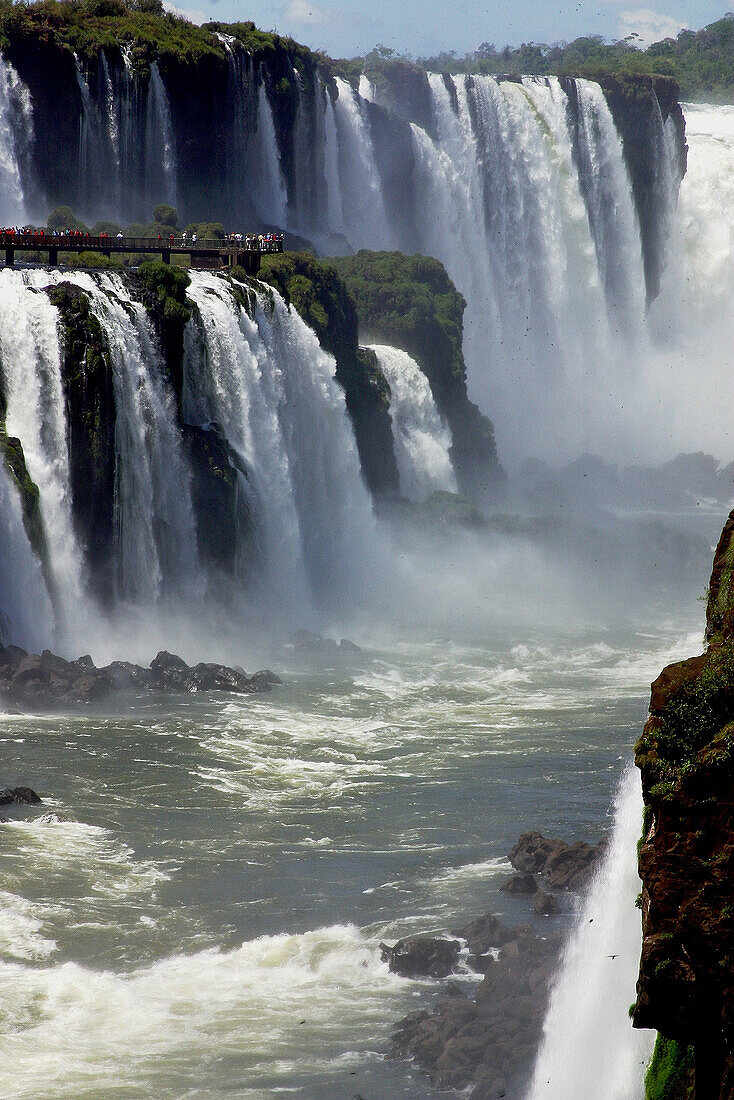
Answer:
164;0;731;56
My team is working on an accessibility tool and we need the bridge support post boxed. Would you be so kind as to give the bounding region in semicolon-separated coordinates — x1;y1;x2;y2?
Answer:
161;249;171;264
48;247;58;266
4;246;13;267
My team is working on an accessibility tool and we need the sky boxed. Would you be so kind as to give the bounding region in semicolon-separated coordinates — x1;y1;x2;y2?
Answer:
163;0;732;56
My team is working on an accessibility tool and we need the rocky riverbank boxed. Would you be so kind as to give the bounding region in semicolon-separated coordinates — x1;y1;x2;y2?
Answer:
384;831;605;1099
0;644;281;707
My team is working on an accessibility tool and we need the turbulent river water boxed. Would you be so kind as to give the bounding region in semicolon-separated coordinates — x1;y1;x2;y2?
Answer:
1;87;734;1098
0;618;704;1099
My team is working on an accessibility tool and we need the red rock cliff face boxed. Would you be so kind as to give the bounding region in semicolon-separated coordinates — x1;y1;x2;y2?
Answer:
634;510;734;1099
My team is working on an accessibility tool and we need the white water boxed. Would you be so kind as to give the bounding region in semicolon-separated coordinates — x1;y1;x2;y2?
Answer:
0;271;89;636
526;767;655;1099
78;273;200;603
0;57;31;225
146;63;177;209
253;83;288;228
332;76;393;250
368;343;457;501
0;464;53;651
185;274;380;617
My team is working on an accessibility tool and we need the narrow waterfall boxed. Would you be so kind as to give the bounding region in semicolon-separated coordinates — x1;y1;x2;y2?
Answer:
0;463;53;653
368;344;457;501
0;56;31;225
145;63;177;208
0;271;88;632
185;273;380;615
332;76;392;250
76;273;200;604
254;82;288;228
526;767;655;1099
571;79;645;326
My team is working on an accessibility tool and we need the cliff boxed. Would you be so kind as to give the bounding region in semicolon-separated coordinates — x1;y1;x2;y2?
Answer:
634;509;734;1099
331;250;506;503
258;251;401;500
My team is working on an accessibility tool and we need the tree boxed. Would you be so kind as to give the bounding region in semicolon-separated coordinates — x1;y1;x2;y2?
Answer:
152;203;179;228
47;206;88;232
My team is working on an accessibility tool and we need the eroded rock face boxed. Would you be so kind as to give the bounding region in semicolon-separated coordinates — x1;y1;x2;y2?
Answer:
509;830;605;891
634;506;734;1099
381;935;461;979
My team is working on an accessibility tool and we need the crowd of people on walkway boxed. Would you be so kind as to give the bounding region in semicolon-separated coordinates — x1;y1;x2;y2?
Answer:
0;227;285;252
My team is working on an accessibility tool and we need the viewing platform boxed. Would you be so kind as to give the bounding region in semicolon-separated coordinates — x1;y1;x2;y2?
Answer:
0;231;284;274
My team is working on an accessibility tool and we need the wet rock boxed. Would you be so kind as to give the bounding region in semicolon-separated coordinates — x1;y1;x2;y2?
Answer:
248;669;283;691
510;830;605;891
454;911;514;955
102;661;153;689
381;935;461;978
291;630;362;656
150;651;266;694
0;644;28;671
390;915;562;1097
533;888;559;916
2;649;112;703
0;786;41;805
501;872;538;894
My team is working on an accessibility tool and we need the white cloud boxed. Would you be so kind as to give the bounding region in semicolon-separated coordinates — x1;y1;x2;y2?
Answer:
284;0;333;26
162;1;209;24
618;8;688;46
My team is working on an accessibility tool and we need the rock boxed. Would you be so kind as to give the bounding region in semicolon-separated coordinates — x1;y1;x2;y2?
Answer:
248;669;283;690
454;911;514;954
0;644;28;671
0;786;41;805
292;629;340;654
509;831;568;874
390;914;562;1098
102;661;153;689
533;889;559;916
501;872;538;894
509;831;605;891
338;638;362;654
381;935;461;979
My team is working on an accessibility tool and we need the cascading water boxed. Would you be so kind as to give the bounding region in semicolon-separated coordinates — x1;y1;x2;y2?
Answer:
145;62;177;209
0;271;89;638
332;76;393;250
76;272;200;604
526;767;655;1099
253;82;288;229
0;56;31;225
368;343;457;501
185;273;380;617
0;464;53;653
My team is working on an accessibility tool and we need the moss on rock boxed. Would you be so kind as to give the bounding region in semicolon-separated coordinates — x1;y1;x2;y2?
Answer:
331;250;505;503
645;1035;694;1100
131;261;192;409
46;280;116;600
259;251;400;500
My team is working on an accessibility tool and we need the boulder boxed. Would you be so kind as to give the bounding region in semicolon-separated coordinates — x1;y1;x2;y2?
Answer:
509;831;605;891
533;888;559;916
249;669;283;690
0;786;41;805
381;935;461;979
501;872;538;894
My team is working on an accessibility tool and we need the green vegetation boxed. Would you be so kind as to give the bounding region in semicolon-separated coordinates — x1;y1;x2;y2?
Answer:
0;1;326;80
644;1035;694;1099
343;15;734;102
134;261;191;405
330;250;466;384
0;425;48;568
652;646;734;765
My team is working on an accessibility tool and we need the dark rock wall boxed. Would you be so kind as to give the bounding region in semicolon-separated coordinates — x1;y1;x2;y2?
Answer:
634;508;734;1099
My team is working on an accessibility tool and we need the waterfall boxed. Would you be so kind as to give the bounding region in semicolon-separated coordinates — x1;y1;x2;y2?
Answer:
525;767;655;1099
145;63;177;209
254;82;288;228
571;79;645;327
368;344;457;501
0;271;89;635
0;57;32;225
0;463;53;654
332;77;392;250
70;273;200;604
185;273;379;615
